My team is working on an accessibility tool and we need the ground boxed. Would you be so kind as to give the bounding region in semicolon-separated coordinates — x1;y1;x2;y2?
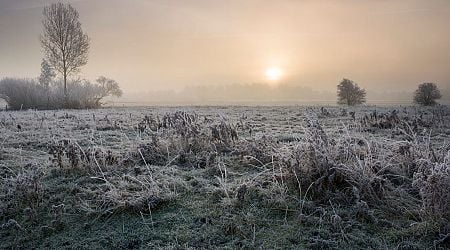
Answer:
0;105;449;249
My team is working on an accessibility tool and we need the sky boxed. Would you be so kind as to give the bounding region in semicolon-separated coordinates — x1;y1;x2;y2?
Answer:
0;0;450;99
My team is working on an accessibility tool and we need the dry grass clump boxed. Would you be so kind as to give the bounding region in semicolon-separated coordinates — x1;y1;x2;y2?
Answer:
136;136;169;166
49;139;122;172
412;152;450;227
360;110;412;130
78;165;185;216
137;112;239;168
138;133;219;168
280;115;391;205
43;134;186;217
140;111;200;135
46;135;186;216
360;106;450;133
0;164;45;219
210;121;238;144
236;136;281;167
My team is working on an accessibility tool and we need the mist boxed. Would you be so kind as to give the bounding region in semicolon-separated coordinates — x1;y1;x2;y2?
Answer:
1;0;450;104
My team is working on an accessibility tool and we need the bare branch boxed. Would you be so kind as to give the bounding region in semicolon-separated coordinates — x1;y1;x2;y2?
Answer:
40;3;89;101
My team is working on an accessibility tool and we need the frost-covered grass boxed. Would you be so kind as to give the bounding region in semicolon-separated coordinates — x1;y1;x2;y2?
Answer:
0;105;449;249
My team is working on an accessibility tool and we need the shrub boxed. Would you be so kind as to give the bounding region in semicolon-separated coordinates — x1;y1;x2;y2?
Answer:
0;77;122;110
0;78;48;109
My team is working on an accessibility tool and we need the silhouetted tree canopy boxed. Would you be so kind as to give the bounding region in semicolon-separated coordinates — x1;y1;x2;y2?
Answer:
337;78;366;106
40;2;89;103
413;82;441;106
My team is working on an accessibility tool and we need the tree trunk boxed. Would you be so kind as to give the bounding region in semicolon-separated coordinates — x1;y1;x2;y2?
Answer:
63;70;68;108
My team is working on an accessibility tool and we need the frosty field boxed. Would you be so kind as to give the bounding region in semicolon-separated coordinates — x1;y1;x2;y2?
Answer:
0;105;449;249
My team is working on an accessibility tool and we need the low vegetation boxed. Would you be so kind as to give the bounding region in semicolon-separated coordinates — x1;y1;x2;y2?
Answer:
0;77;122;110
0;106;449;248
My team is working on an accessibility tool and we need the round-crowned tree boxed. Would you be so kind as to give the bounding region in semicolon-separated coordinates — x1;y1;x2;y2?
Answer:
92;76;123;107
337;78;366;106
413;82;441;106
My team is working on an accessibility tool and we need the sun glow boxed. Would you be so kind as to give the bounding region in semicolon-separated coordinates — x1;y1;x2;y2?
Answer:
265;67;283;81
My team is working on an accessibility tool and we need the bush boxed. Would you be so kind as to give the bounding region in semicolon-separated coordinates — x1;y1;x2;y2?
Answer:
0;77;121;110
0;78;48;110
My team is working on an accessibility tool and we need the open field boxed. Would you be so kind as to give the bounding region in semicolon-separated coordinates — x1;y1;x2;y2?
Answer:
0;105;449;249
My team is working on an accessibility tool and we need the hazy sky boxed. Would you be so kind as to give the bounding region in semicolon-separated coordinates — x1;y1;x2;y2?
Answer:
1;0;450;94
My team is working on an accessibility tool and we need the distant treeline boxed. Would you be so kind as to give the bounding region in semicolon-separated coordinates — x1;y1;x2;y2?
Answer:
120;84;335;105
119;83;450;105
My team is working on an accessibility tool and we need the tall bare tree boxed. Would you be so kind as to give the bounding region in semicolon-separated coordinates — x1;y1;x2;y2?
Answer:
337;78;366;106
40;2;89;104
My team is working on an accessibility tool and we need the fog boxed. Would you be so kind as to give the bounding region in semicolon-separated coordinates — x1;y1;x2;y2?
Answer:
1;0;450;104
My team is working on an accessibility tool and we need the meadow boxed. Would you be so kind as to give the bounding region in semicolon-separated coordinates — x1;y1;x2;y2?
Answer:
0;105;449;249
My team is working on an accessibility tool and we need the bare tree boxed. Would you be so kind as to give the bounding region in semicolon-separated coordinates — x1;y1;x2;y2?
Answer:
40;2;89;104
414;82;441;106
337;78;366;106
93;76;123;106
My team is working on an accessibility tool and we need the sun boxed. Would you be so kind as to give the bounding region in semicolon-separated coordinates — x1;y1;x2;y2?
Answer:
265;67;283;81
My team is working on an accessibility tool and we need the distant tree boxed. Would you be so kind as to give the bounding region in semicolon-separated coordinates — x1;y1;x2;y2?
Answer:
40;2;89;104
38;59;55;89
39;59;55;108
93;76;123;106
337;78;366;105
413;82;441;106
